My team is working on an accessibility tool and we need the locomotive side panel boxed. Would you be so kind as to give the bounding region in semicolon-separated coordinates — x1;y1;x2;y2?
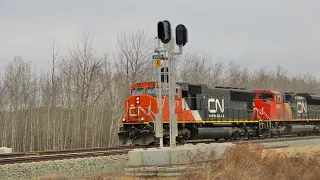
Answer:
203;88;231;120
294;96;308;120
229;89;254;120
296;93;320;119
176;83;255;121
284;92;320;120
307;105;320;120
229;101;251;120
201;87;254;121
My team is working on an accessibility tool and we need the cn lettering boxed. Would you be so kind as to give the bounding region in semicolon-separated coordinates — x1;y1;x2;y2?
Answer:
208;98;225;113
297;101;307;114
129;106;151;116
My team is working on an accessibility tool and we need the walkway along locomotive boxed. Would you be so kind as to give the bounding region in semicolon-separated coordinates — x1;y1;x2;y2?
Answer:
118;81;320;146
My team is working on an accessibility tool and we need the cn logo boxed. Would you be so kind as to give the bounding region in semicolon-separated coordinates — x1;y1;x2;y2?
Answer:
129;106;151;116
297;101;307;114
208;98;225;113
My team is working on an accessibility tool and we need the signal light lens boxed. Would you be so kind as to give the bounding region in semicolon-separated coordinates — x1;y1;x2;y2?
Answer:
157;20;171;44
176;24;188;46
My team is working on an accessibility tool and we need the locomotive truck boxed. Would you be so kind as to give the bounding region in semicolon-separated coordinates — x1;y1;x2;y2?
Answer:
118;81;320;146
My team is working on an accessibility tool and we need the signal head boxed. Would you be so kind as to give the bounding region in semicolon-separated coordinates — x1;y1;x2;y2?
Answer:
175;24;188;46
157;21;165;40
157;20;171;44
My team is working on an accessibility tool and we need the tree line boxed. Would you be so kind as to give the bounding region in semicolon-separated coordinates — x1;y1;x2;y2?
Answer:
0;30;319;152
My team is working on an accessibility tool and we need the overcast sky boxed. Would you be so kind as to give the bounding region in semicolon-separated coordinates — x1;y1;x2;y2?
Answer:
1;0;320;77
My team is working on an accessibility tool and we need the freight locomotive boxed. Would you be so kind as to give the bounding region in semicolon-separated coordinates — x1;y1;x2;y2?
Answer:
118;81;320;146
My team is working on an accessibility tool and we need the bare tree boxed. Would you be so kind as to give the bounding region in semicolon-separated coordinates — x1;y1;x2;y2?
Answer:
178;53;209;84
206;58;225;87
113;29;154;94
58;34;112;148
0;56;38;151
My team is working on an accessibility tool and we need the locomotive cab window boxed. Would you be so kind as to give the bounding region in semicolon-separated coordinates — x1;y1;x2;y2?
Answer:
260;93;273;99
146;87;157;95
260;93;273;102
146;87;166;96
131;88;144;95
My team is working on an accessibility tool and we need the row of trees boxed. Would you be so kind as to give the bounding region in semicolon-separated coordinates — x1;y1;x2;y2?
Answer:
178;53;320;93
0;30;319;152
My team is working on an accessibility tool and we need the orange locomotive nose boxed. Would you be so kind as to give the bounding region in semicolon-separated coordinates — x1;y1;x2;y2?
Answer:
125;95;158;123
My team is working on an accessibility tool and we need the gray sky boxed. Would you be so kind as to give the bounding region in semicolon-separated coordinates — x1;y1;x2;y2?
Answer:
1;0;320;77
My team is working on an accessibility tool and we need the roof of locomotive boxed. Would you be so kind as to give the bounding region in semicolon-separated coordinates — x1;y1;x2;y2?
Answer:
130;81;183;89
130;82;253;94
296;93;320;101
131;81;299;95
176;82;254;93
253;90;282;95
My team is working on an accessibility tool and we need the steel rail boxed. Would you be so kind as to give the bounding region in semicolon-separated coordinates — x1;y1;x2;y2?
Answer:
1;135;320;165
0;149;135;165
0;145;154;159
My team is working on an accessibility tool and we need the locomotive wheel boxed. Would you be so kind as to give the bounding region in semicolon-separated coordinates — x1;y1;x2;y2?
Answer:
177;137;185;144
233;131;240;140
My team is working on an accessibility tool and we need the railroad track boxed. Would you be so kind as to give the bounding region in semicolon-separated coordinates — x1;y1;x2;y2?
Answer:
0;149;131;165
1;135;319;165
0;145;152;159
0;145;155;165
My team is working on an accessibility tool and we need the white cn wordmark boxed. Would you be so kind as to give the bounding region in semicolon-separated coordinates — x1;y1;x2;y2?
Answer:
208;98;225;113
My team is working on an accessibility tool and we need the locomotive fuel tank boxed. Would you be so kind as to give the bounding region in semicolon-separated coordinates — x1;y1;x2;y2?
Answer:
286;124;316;135
190;127;233;139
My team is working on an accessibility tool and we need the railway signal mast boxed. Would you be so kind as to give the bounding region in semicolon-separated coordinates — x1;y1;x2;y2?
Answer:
153;20;188;148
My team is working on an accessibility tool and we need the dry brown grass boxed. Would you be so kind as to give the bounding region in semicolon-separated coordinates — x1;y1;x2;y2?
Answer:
179;144;320;180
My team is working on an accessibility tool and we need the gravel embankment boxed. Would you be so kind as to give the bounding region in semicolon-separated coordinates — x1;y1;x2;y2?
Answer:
0;154;128;180
260;139;320;148
1;139;320;179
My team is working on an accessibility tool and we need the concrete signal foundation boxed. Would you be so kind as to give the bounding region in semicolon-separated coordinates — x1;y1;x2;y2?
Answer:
0;147;12;154
124;142;235;177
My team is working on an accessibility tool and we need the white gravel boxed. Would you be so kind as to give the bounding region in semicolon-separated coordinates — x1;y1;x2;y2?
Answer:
0;154;128;180
261;138;320;148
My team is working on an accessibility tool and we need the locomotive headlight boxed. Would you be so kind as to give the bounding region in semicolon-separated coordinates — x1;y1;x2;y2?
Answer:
122;119;126;122
141;117;145;121
136;101;140;104
136;96;140;100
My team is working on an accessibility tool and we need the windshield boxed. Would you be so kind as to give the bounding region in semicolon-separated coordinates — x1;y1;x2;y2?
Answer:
260;93;273;99
146;87;165;96
146;87;157;95
131;88;144;95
